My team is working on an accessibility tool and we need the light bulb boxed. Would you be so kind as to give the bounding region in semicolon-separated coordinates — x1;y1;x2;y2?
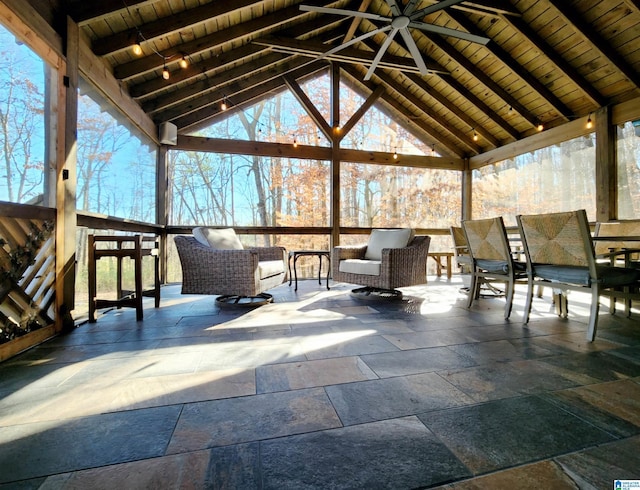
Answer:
162;66;170;80
537;123;544;131
221;99;227;111
179;56;188;69
132;43;142;56
586;115;593;129
293;138;298;148
473;130;478;142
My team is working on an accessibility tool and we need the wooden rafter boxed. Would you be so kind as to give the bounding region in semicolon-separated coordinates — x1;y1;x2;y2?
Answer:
93;1;263;56
498;11;607;109
548;0;640;90
447;9;573;121
173;62;327;132
68;0;158;25
113;3;308;80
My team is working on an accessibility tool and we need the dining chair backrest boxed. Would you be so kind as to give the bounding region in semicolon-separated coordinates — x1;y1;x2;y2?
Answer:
517;209;593;269
450;226;471;267
463;217;512;263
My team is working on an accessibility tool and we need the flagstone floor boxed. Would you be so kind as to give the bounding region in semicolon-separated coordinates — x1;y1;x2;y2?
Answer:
0;277;639;489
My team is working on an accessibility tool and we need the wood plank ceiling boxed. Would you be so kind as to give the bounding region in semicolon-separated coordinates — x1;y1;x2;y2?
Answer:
67;0;640;158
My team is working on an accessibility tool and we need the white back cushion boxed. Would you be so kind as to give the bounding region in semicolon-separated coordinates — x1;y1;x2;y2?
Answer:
364;228;413;260
193;227;244;250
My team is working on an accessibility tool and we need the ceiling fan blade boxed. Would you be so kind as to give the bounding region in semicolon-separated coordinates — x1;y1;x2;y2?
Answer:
398;28;429;76
404;0;421;16
409;21;490;44
322;26;392;59
384;0;402;16
410;0;466;20
364;28;399;80
300;5;390;22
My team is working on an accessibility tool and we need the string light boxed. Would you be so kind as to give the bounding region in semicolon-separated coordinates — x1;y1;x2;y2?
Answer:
472;129;479;142
293;135;298;148
537;122;544;132
221;97;227;111
124;3;192;79
393;147;398;159
586;113;593;129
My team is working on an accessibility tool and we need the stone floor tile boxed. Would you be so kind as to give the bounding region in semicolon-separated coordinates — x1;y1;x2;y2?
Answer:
383;329;473;349
554;435;640;488
360;346;477;378
302;333;399;360
547;378;640;429
166;387;341;453
537;350;640;382
0;406;181;483
432;460;580;489
418;395;617;474
37;444;261;490
260;417;471;489
256;356;377;393
326;372;474;426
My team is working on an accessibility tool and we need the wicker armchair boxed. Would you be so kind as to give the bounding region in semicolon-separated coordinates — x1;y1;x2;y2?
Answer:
174;231;286;305
332;229;431;299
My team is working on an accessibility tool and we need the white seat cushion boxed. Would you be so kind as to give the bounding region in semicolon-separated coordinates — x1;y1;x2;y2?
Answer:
364;228;414;260
193;227;244;250
339;258;382;276
258;260;285;279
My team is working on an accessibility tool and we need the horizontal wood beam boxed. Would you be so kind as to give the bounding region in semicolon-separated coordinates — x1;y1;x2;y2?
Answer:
174;135;464;170
77;28;158;144
471;95;640;170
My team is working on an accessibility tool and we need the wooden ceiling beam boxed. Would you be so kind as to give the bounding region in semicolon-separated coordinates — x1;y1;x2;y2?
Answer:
358;38;519;142
372;69;483;155
130;44;267;100
174;134;465;170
113;3;305;80
154;54;311;122
447;9;574;121
341;64;470;157
548;0;640;90
143;51;291;115
421;32;539;129
339;85;386;140
129;15;345;99
284;75;333;139
93;0;262;56
498;9;607;109
175;62;327;133
68;0;158;26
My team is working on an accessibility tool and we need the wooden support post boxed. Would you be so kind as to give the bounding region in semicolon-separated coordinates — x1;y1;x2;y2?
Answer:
461;161;472;221
330;62;341;248
55;16;79;332
595;105;617;221
157;145;168;285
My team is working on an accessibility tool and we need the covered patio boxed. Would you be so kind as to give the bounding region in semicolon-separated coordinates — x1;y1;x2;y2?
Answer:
1;279;640;487
1;0;640;487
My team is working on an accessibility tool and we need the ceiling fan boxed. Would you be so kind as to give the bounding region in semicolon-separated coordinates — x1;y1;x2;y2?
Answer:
300;0;490;80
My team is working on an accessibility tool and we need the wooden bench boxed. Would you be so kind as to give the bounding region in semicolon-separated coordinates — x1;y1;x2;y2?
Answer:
428;252;454;279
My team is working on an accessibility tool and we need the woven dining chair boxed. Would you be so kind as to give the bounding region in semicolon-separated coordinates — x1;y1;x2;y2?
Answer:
517;210;640;341
462;217;527;319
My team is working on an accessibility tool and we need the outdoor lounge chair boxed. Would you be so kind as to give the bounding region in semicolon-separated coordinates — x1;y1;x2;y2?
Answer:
174;227;287;306
332;228;431;299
